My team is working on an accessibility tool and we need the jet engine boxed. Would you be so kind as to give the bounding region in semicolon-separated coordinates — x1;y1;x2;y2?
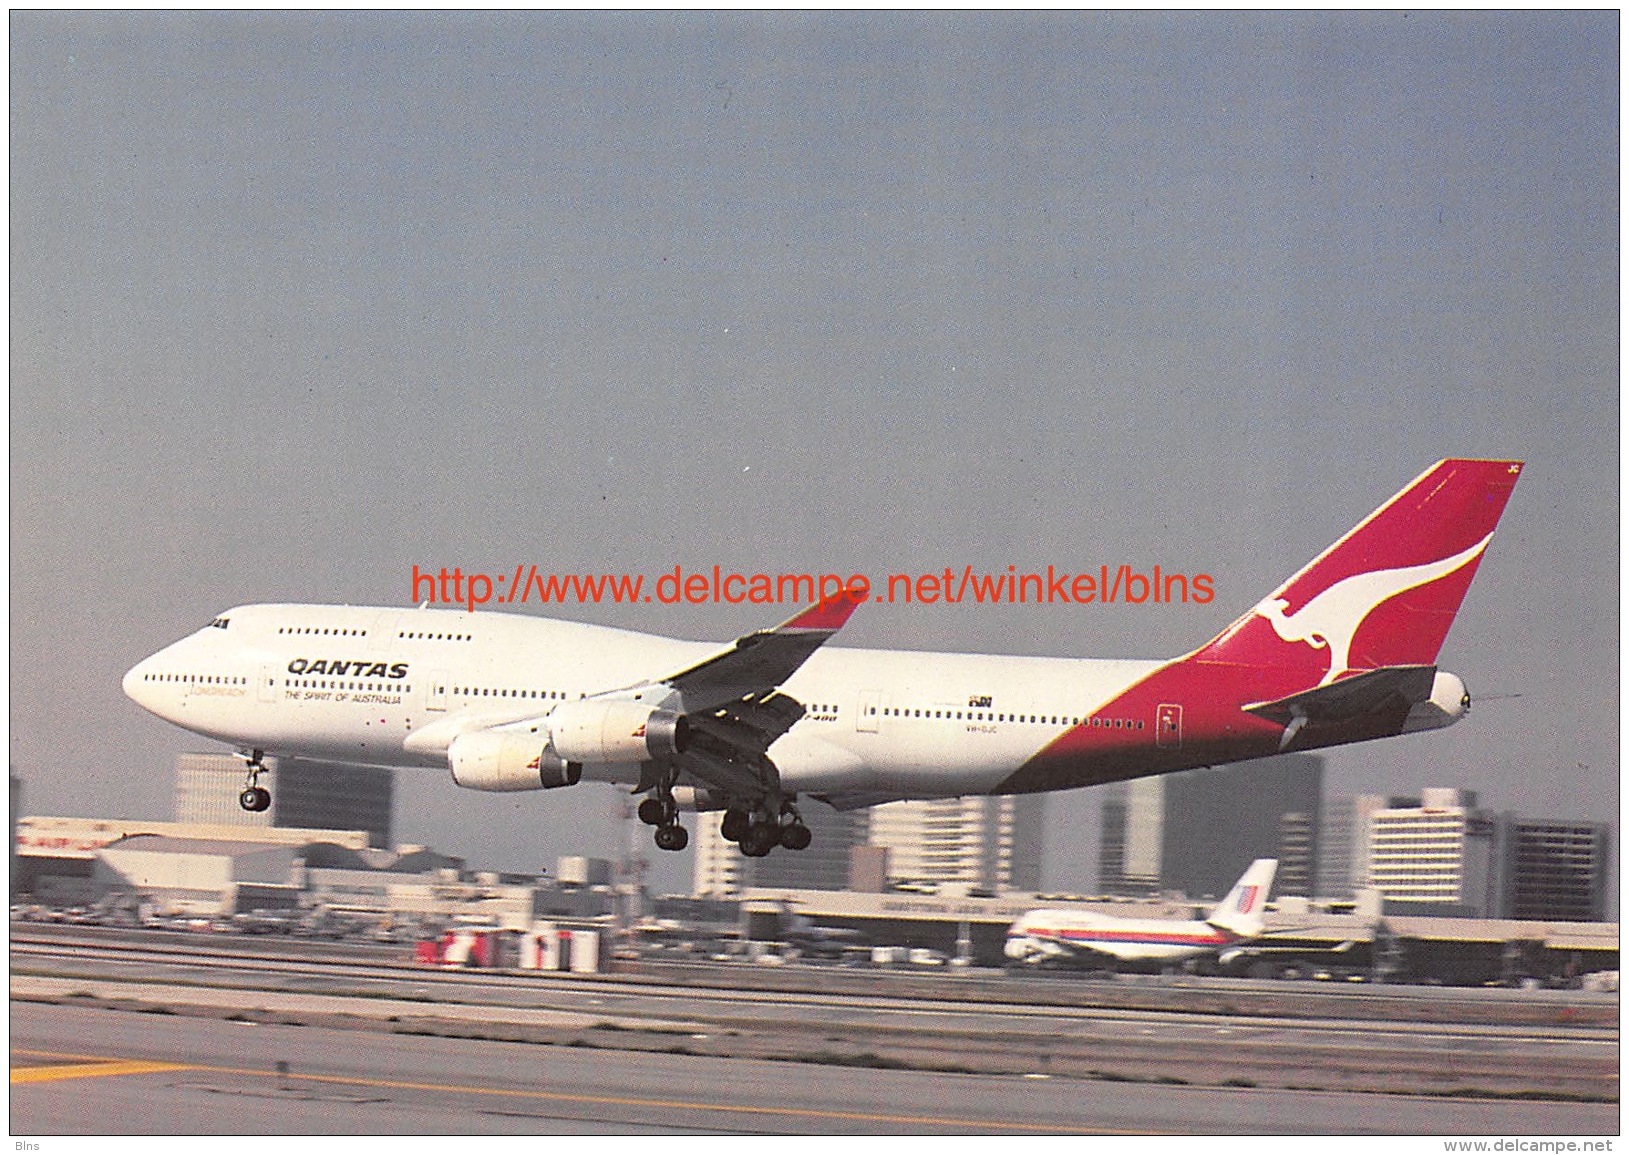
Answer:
546;698;690;763
448;730;582;792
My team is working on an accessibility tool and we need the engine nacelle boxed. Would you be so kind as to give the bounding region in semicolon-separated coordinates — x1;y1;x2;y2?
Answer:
547;698;690;764
447;730;582;792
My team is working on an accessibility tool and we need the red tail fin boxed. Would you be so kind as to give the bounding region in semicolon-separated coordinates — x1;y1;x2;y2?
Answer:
1197;459;1523;684
1002;460;1522;795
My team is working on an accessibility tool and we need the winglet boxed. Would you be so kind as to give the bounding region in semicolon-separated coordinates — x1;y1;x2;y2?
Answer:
660;585;864;714
780;585;865;633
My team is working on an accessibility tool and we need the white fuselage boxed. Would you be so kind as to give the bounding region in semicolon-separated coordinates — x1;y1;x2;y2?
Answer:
1004;909;1236;964
123;603;1161;803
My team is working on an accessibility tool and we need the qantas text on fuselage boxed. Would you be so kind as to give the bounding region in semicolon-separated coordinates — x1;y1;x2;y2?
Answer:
124;460;1523;858
286;659;409;679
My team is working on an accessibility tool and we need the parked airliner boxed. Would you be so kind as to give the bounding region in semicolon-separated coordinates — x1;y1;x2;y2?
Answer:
124;459;1522;857
1005;859;1278;968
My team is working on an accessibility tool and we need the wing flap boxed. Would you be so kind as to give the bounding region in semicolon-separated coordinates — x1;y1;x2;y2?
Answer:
809;790;901;812
687;691;806;753
674;743;776;799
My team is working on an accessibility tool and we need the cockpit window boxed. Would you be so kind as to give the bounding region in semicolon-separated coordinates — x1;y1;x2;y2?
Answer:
208;617;230;630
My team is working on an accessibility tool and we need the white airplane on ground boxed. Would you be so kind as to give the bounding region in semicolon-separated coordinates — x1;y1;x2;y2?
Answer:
1004;859;1278;968
124;459;1521;858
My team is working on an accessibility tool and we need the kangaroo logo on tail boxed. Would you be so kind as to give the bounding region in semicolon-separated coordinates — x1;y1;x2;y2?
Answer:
1253;533;1493;686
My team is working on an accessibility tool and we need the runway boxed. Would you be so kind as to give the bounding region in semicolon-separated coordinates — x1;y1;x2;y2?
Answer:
10;1003;1618;1136
9;924;1619;1134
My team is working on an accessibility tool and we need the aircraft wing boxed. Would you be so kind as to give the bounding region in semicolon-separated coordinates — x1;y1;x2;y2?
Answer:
422;590;862;809
1218;939;1358;965
660;592;862;713
1053;940;1140;963
1014;934;1143;966
657;690;806;799
641;590;862;801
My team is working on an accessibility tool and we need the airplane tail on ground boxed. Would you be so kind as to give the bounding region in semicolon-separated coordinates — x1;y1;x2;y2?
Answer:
776;900;812;933
1205;859;1278;939
1195;459;1524;686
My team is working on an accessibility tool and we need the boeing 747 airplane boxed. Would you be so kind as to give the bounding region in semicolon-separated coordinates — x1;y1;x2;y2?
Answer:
1005;859;1279;969
125;459;1522;857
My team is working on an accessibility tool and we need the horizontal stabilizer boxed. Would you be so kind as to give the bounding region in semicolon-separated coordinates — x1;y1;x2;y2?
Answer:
1244;664;1438;726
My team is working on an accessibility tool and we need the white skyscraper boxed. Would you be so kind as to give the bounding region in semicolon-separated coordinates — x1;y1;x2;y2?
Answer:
1361;788;1499;916
691;804;865;896
693;795;1045;897
865;794;1044;894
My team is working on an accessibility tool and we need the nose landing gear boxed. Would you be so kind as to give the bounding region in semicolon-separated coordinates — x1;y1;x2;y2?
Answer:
238;750;271;813
653;823;689;852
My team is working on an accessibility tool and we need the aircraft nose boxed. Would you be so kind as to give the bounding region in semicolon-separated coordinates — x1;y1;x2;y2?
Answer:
123;655;164;717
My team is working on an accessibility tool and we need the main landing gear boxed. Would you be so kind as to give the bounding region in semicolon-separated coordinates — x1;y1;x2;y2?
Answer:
238;749;271;813
633;776;813;858
720;801;811;858
636;792;689;852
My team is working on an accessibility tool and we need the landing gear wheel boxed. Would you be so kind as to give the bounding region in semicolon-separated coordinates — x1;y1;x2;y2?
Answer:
740;823;778;858
720;808;750;843
637;797;670;826
779;822;812;851
238;749;270;812
653;824;689;852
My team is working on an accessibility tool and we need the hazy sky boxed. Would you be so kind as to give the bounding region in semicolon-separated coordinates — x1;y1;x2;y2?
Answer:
10;12;1618;895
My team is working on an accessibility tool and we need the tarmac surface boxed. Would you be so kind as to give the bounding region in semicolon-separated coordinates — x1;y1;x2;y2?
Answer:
9;923;1620;1135
10;1002;1619;1136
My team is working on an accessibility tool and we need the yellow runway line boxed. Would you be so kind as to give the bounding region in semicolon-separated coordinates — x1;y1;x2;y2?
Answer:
12;1059;194;1084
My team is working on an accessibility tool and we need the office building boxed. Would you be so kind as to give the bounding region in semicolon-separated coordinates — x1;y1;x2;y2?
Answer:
1317;793;1389;901
1361;788;1500;917
1098;755;1323;900
866;794;1044;894
1502;816;1612;922
175;752;393;847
